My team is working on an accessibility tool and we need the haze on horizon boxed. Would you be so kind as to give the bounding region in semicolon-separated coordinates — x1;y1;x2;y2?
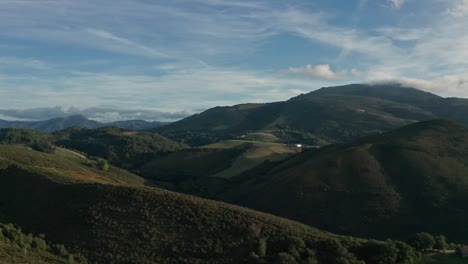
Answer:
1;0;468;121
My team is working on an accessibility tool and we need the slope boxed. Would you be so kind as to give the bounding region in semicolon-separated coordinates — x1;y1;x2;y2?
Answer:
221;120;468;243
0;223;87;264
137;140;300;198
0;144;407;264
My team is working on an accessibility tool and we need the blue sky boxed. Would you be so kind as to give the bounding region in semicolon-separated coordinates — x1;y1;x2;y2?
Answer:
1;0;468;121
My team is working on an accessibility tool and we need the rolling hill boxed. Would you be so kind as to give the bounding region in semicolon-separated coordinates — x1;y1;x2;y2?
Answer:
53;126;187;169
217;120;468;243
138;140;300;197
0;143;417;264
153;83;468;146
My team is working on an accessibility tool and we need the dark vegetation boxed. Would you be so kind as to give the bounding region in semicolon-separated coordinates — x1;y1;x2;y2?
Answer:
0;222;87;264
215;120;468;244
53;126;186;169
0;144;427;264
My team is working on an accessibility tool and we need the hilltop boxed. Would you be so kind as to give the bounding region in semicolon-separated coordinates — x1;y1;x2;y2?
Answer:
153;84;468;146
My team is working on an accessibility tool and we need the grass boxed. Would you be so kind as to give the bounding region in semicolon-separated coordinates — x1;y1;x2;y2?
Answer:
201;140;300;178
0;144;147;186
416;252;467;264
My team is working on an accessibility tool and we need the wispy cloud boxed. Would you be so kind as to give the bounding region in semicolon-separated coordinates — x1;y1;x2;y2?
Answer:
0;0;467;111
0;57;51;70
0;65;332;113
388;0;407;9
85;29;167;58
285;64;346;80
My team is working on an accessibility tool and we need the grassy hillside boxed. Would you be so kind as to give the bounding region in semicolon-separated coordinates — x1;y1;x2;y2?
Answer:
218;120;468;243
154;84;442;146
54;126;187;169
138;140;300;197
0;144;147;186
203;140;301;178
0;144;416;264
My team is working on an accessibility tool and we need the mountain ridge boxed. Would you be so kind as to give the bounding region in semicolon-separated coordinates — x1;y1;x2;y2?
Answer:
0;115;170;132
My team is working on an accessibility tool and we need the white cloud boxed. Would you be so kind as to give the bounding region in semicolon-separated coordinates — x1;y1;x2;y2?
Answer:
86;29;167;58
0;106;190;122
286;64;346;80
0;65;331;112
369;75;468;96
388;0;407;9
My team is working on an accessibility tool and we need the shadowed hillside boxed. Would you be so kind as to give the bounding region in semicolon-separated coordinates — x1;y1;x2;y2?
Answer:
219;120;468;243
54;126;187;169
0;144;415;264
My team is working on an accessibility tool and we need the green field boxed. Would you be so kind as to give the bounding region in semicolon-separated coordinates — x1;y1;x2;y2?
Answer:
201;140;301;178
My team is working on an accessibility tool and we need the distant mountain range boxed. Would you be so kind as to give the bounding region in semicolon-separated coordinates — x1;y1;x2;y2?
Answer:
154;83;468;146
0;115;169;132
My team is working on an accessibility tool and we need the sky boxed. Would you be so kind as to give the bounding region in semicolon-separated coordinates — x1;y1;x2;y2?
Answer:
1;0;468;121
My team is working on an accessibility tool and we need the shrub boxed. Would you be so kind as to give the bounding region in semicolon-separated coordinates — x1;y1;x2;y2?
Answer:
96;158;110;171
407;232;435;251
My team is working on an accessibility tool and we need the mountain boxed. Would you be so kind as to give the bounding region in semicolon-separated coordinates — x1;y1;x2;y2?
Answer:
0;115;102;133
0;115;169;133
217;120;468;243
108;119;169;130
153;83;468;146
0;143;417;264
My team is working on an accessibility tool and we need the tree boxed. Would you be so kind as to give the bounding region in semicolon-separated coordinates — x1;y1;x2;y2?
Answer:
433;235;447;252
356;240;398;264
96;158;110;171
391;240;417;264
407;232;435;251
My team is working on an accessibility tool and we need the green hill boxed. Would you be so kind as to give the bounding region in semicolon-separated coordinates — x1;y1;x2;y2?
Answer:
0;144;419;264
137;140;299;197
54;126;187;169
154;84;445;146
217;120;468;243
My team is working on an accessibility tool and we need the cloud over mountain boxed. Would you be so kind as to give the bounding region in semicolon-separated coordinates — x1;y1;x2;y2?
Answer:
0;106;190;122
